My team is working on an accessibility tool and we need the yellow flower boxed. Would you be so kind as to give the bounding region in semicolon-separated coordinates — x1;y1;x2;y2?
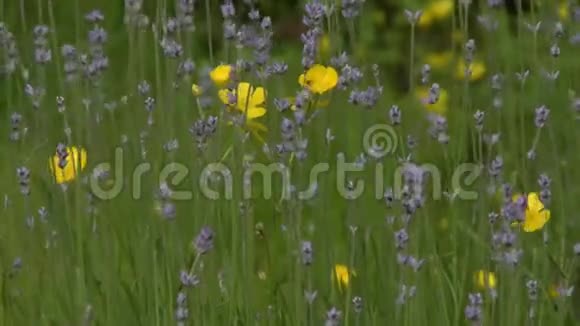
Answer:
559;2;569;21
429;0;454;20
548;283;573;298
415;86;449;116
298;64;338;94
425;51;453;69
512;192;551;232
191;83;202;96
218;82;267;118
418;11;434;28
332;264;355;290
418;0;454;28
475;270;497;289
455;60;487;81
219;82;268;142
209;64;232;87
48;146;87;184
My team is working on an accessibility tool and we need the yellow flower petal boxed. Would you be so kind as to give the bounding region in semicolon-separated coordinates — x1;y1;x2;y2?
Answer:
475;270;497;289
425;51;453;70
523;193;551;232
456;60;486;81
415;86;448;116
320;68;338;91
333;264;351;290
48;146;88;184
218;89;231;105
236;82;252;107
219;81;268;141
249;86;266;108
191;84;202;96
299;64;338;94
298;74;306;87
245;107;267;119
430;0;454;20
559;2;569;21
511;192;551;232
234;82;266;111
418;0;453;28
418;11;434;28
209;64;232;87
219;82;268;115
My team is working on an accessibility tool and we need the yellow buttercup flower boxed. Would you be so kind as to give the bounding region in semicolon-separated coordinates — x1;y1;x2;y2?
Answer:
429;0;453;20
559;2;569;21
298;64;338;94
332;264;355;290
219;82;268;141
191;84;202;96
425;51;453;69
548;283;573;298
48;146;87;184
219;82;267;118
418;0;454;28
475;270;497;289
209;64;232;87
512;192;551;232
455;60;487;81
418;12;434;28
415;86;449;116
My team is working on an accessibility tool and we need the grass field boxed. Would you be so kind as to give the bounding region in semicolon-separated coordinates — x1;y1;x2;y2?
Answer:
2;0;580;325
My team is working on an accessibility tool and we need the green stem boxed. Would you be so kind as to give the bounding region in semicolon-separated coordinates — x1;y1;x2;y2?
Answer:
205;0;214;64
409;24;415;92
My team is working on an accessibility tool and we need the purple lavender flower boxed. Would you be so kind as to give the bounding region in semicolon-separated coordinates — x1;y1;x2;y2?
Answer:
394;228;409;250
389;105;401;125
465;292;483;322
180;271;200;287
325;307;342;326
352;296;363;313
193;226;215;254
17;167;31;196
221;1;236;19
301;241;313;265
341;0;365;19
534;105;550;128
303;0;326;28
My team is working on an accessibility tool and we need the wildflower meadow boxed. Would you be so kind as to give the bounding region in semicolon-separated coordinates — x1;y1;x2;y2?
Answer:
2;0;580;325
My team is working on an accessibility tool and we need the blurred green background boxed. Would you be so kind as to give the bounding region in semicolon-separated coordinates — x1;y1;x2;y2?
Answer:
2;0;580;325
